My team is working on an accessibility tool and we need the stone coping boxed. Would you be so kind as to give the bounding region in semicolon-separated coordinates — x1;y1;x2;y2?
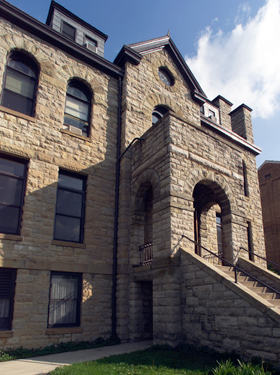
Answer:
180;247;280;324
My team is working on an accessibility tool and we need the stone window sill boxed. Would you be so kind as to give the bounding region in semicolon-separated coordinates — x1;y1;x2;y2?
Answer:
51;240;86;249
0;330;14;338
0;233;23;241
46;327;83;335
60;128;92;142
0;105;36;122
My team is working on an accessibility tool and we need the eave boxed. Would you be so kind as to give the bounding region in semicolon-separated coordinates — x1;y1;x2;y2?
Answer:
0;0;123;79
201;115;262;155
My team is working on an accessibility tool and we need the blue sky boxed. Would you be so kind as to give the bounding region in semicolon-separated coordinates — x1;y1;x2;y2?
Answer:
7;0;279;167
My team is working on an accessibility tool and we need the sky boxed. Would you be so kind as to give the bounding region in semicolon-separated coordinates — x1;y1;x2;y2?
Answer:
6;0;280;167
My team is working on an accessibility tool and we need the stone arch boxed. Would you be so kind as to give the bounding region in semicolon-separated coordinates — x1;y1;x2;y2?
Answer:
140;93;184;121
184;168;236;212
58;65;105;100
192;177;234;263
131;168;160;210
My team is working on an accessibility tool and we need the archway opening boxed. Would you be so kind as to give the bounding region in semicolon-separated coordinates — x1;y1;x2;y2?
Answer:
193;180;232;263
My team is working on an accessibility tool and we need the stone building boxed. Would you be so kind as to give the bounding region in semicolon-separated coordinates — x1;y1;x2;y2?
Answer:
0;0;279;362
258;161;280;269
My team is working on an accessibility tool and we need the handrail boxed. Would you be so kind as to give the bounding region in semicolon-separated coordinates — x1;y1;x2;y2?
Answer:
240;246;280;270
181;235;280;298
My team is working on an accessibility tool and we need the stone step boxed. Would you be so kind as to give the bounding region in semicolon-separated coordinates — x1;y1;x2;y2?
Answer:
267;299;280;307
216;265;280;302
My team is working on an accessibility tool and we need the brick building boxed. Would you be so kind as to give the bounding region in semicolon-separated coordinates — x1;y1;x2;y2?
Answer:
258;161;280;269
0;0;279;362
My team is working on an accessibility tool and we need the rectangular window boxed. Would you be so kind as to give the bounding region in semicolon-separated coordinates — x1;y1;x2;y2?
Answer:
242;161;249;197
48;272;82;328
0;156;27;235
54;171;86;243
61;21;76;41
0;268;16;330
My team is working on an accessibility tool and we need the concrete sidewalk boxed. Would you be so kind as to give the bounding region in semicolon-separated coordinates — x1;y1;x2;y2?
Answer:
0;340;153;375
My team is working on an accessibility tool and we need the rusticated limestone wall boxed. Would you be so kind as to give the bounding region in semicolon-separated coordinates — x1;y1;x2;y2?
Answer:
181;249;280;362
0;18;117;348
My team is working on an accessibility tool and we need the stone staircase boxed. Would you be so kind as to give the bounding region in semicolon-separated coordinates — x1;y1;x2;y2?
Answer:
216;265;280;309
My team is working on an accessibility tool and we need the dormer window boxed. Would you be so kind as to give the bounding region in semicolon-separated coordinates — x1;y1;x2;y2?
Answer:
84;36;98;53
61;21;76;41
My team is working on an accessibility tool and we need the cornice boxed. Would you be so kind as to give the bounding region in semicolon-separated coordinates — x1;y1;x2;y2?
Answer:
0;0;123;79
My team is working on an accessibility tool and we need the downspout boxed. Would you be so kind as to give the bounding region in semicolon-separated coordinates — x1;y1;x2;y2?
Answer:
112;75;122;337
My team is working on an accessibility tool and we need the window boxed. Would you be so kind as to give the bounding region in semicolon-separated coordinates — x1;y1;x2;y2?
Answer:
0;156;27;235
158;67;174;87
0;268;16;330
61;21;76;41
242;161;249;197
54;171;86;243
84;35;98;52
48;272;82;328
64;81;91;136
152;105;168;125
1;53;38;117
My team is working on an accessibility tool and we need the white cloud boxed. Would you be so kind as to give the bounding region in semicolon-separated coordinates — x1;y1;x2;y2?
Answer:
186;0;280;118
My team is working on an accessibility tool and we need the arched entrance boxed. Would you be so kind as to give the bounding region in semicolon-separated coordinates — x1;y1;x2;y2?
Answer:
193;180;232;263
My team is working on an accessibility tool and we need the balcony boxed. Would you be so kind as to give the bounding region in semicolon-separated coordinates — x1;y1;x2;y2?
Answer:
139;242;153;266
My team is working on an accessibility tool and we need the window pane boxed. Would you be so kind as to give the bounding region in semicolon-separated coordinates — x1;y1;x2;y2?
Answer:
0;299;9;318
6;70;35;99
0;158;25;177
67;86;88;101
51;275;78;299
49;300;77;325
65;96;88;121
54;216;81;242
62;22;76;41
56;190;83;217
8;59;36;78
59;174;84;190
2;90;33;116
48;274;79;326
0;175;23;206
64;115;88;135
0;205;20;234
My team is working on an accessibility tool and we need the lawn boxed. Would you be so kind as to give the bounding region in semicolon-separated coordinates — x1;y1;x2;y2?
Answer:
50;345;277;375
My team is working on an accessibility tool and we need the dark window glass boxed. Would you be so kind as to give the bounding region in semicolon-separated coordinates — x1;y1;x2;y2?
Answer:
243;161;249;197
158;68;174;87
216;214;222;257
1;54;38;116
0;157;27;235
0;268;16;330
61;21;76;41
54;171;86;243
152;105;168;125
48;272;81;327
64;82;91;137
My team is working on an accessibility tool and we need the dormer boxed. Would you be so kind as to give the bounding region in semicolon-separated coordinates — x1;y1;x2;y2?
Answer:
46;1;108;57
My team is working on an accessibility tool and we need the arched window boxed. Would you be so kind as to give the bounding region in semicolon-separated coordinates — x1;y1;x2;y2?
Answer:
152;105;168;125
64;81;91;137
1;53;38;117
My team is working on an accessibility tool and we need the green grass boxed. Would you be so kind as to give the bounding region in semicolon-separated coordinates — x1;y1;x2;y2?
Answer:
50;345;278;375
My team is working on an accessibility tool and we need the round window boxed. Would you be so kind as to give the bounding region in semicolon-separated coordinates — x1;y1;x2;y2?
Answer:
158;68;174;87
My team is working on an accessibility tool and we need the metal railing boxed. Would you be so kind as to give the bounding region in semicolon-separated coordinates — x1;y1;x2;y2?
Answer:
139;242;153;266
181;235;280;298
240;246;280;271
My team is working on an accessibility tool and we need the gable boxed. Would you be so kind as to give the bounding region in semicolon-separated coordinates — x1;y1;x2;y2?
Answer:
114;35;207;105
